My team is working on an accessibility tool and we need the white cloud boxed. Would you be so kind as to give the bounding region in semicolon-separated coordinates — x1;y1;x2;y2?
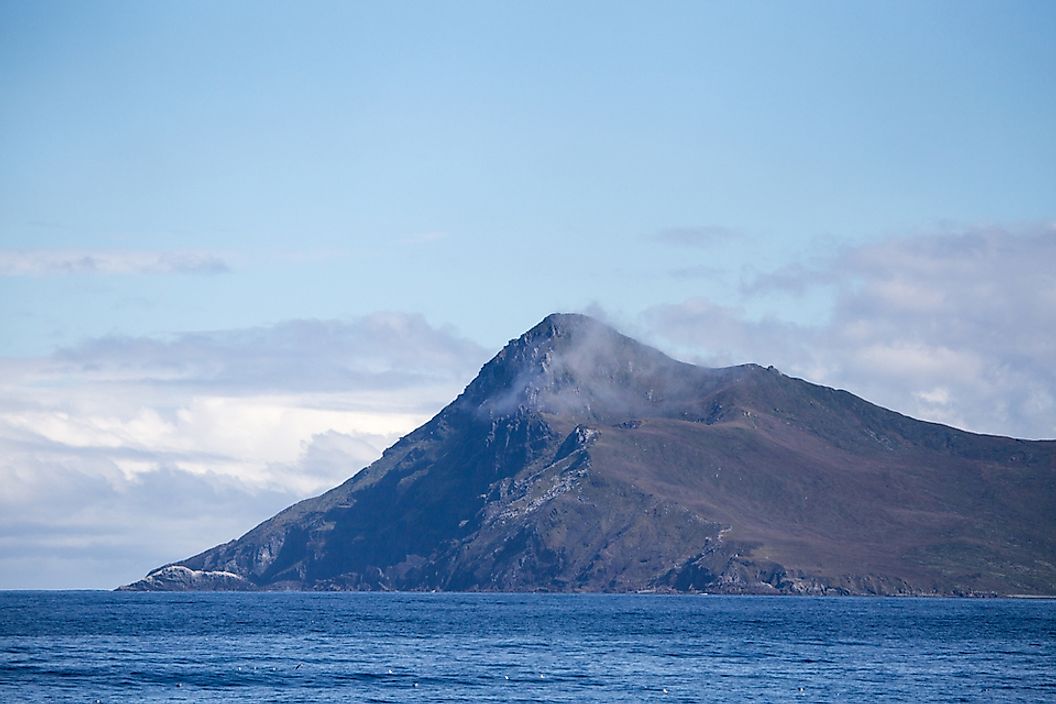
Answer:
0;313;490;588
52;313;482;396
0;249;231;276
643;226;1056;440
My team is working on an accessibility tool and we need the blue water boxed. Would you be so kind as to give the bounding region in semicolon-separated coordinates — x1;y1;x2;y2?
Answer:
1;592;1053;703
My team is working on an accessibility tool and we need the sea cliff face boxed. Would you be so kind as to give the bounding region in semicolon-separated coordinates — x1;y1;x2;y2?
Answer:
122;314;1056;595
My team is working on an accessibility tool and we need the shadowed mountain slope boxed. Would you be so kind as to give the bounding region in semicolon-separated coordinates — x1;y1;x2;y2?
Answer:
122;314;1056;595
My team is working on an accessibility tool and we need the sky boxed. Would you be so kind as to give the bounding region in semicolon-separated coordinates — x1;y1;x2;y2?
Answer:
1;0;1054;588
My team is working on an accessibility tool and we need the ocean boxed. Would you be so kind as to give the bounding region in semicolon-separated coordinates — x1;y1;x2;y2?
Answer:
1;591;1053;702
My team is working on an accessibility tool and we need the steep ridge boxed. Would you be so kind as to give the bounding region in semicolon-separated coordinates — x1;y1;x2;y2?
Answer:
122;314;1056;595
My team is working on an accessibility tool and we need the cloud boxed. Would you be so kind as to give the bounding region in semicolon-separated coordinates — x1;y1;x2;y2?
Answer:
51;312;487;397
645;298;811;368
642;226;1056;440
0;249;231;276
263;429;388;496
0;313;491;587
647;225;740;248
0;458;298;589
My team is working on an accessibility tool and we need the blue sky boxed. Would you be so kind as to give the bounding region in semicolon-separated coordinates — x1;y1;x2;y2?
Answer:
1;1;1054;587
4;1;1053;351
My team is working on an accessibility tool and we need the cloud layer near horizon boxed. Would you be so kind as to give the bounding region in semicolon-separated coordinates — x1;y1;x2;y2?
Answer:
642;226;1056;440
0;313;489;588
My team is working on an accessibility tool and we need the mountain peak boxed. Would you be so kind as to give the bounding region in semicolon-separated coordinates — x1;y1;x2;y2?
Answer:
532;311;607;336
459;313;702;421
540;310;654;346
512;313;620;355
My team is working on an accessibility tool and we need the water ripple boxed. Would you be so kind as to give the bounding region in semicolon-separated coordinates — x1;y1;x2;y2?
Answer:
1;592;1053;703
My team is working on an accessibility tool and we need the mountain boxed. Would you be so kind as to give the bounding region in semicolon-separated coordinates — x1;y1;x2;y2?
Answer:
121;314;1056;595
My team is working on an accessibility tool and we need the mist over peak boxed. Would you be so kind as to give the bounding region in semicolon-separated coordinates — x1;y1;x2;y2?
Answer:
457;313;715;422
